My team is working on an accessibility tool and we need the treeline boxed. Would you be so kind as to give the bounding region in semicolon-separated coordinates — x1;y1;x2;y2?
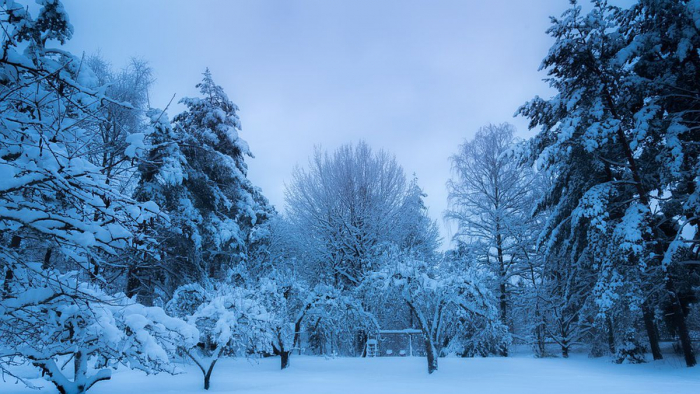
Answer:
0;0;699;393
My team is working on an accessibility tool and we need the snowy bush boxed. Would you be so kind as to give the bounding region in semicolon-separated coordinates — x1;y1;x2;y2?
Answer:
614;331;647;364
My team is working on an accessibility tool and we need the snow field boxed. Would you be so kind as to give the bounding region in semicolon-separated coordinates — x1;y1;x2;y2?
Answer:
3;355;699;394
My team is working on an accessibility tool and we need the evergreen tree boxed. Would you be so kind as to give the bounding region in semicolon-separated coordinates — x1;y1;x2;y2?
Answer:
130;70;273;297
518;0;697;366
172;69;273;282
396;176;441;260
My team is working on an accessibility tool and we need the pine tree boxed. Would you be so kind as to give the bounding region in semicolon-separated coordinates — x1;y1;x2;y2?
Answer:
518;0;698;365
396;176;441;260
615;0;700;367
168;69;272;284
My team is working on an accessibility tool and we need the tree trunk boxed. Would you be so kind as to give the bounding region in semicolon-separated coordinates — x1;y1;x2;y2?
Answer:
425;340;438;374
280;351;291;370
42;247;52;270
606;315;615;355
3;235;21;298
533;309;546;357
203;359;218;390
499;279;508;357
641;302;663;361
666;279;697;367
125;264;139;299
496;233;508;357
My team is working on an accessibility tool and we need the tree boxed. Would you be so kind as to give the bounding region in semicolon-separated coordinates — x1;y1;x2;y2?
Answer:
167;284;272;390
0;4;200;391
367;247;506;374
618;0;700;368
258;273;375;369
0;267;197;394
128;70;273;297
446;123;535;355
518;0;698;366
84;54;152;188
396;176;441;260
0;0;159;282
129;109;191;301
285;141;408;288
171;69;273;282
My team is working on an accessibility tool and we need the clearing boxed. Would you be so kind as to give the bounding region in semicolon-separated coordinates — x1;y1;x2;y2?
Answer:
2;354;699;394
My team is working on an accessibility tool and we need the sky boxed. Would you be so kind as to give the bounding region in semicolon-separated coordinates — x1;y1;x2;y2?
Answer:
61;0;573;248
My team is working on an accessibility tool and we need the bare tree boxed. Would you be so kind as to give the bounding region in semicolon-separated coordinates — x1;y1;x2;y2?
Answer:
285;141;408;288
85;55;153;188
446;123;535;355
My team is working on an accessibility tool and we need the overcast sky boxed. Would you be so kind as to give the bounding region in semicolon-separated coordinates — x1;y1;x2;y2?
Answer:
62;0;574;248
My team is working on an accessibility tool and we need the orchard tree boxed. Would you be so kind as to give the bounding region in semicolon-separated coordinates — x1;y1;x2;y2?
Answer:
167;284;272;390
367;247;507;374
0;0;159;280
0;3;199;391
258;273;376;369
0;267;198;394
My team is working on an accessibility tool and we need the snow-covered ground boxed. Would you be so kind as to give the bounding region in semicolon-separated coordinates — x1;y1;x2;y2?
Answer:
3;354;699;394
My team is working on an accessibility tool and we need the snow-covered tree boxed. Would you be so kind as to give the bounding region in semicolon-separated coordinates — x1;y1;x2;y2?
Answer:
0;0;159;282
366;247;507;374
396;176;441;261
167;284;272;390
84;54;152;188
285;141;408;288
0;4;200;392
127;70;273;298
168;69;273;283
446;123;536;355
0;267;198;394
128;109;190;301
617;0;700;368
258;272;376;369
518;0;699;366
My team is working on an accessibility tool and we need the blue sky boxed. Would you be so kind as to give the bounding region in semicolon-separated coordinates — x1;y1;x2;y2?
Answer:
62;0;575;247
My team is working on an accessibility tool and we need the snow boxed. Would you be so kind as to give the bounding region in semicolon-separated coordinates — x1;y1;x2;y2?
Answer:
3;354;699;394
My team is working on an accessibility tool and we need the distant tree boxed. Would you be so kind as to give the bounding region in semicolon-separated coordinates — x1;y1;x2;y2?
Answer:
396;176;441;260
258;273;375;369
446;123;535;355
84;54;153;187
285;141;407;288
